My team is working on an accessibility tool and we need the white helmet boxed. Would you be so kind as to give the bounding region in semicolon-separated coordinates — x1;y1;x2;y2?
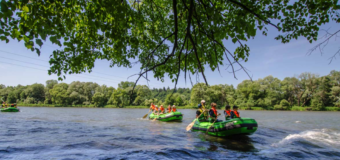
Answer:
201;100;205;103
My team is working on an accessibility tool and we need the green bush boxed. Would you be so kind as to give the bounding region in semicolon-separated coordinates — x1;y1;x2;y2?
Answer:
273;105;282;110
311;99;324;111
239;103;247;109
325;107;340;111
24;97;35;104
280;99;290;107
291;106;305;111
244;102;254;110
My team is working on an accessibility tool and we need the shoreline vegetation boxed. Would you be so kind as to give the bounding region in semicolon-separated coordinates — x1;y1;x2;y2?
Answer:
1;71;340;112
17;104;340;111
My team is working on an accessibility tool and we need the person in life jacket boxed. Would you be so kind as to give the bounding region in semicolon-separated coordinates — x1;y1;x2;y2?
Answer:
196;100;208;121
167;105;172;113
223;105;231;120
153;105;159;114
172;105;177;112
231;105;240;118
149;103;155;112
209;102;220;122
159;105;165;114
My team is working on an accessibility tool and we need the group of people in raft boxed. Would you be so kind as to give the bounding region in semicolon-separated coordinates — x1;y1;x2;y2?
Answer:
196;100;240;122
1;102;18;108
149;103;177;114
148;100;240;121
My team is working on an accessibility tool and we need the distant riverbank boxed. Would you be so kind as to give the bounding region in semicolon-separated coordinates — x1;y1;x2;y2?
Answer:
16;104;340;111
16;104;196;109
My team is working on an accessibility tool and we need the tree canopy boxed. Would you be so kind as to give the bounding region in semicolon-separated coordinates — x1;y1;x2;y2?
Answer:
1;0;339;86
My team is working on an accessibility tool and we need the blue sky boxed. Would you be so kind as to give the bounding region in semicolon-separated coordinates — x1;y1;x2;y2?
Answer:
0;21;339;89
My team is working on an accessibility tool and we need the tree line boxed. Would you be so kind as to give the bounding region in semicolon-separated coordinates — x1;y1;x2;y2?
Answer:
0;70;339;111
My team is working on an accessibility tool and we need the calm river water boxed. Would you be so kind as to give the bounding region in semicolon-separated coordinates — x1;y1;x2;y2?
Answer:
0;107;339;159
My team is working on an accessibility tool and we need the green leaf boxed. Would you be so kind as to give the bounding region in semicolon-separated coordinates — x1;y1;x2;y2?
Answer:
22;6;29;12
36;39;43;47
232;38;237;44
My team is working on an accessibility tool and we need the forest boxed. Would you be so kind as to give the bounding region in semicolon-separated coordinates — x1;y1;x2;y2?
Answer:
1;70;339;111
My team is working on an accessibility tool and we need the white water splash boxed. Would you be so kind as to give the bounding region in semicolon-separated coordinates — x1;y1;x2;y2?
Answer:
272;129;340;148
295;121;300;123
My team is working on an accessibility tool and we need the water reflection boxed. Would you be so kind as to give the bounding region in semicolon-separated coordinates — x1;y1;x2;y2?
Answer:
192;133;255;152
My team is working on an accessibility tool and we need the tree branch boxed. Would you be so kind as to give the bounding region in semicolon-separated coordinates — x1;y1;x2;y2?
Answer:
227;0;279;30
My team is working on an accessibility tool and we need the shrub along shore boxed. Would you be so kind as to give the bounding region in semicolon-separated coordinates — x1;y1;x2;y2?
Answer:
16;104;340;111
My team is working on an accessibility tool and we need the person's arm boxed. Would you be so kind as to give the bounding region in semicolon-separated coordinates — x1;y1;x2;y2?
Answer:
208;109;213;117
196;110;201;118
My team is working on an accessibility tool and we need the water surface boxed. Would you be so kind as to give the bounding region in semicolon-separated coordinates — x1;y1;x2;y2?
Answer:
0;107;339;159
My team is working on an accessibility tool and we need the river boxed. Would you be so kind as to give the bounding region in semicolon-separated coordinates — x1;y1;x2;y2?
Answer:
0;107;339;159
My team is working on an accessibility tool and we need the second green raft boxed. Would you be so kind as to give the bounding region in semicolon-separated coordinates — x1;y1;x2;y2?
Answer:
149;111;183;122
1;107;20;112
191;117;258;137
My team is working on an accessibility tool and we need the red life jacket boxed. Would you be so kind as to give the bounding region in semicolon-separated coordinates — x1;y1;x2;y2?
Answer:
172;108;176;112
150;105;155;110
225;110;231;116
160;107;164;112
211;107;217;117
233;111;240;118
167;107;171;113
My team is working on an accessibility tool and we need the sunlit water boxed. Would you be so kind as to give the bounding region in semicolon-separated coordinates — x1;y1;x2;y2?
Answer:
0;107;339;159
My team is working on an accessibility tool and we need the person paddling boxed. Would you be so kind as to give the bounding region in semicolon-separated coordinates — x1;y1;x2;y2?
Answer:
159;105;165;114
224;105;231;120
196;100;208;121
172;105;177;112
149;103;155;112
153;105;159;114
167;105;172;113
209;103;220;122
231;105;240;118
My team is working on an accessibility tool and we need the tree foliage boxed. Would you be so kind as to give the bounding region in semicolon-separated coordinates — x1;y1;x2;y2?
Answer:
0;70;339;110
1;0;339;87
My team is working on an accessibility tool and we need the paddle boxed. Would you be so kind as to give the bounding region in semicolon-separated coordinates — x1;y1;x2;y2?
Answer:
186;110;205;131
142;110;151;119
206;113;220;134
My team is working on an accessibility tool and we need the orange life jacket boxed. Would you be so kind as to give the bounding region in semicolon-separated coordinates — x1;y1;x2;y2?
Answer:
167;107;171;112
233;111;240;118
211;107;217;117
224;110;231;116
172;108;176;112
150;105;155;110
154;107;158;111
160;107;164;112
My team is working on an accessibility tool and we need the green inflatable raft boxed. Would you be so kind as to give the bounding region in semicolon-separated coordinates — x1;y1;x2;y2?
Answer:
1;107;20;112
149;111;183;122
191;117;258;137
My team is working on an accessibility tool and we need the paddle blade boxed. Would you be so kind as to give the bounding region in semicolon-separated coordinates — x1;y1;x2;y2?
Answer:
186;121;195;131
152;117;157;121
142;114;148;119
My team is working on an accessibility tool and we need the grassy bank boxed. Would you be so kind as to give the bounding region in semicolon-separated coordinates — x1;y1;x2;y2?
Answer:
17;104;339;111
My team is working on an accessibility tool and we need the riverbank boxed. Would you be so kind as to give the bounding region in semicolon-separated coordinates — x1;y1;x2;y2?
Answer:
16;104;340;111
16;104;196;109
